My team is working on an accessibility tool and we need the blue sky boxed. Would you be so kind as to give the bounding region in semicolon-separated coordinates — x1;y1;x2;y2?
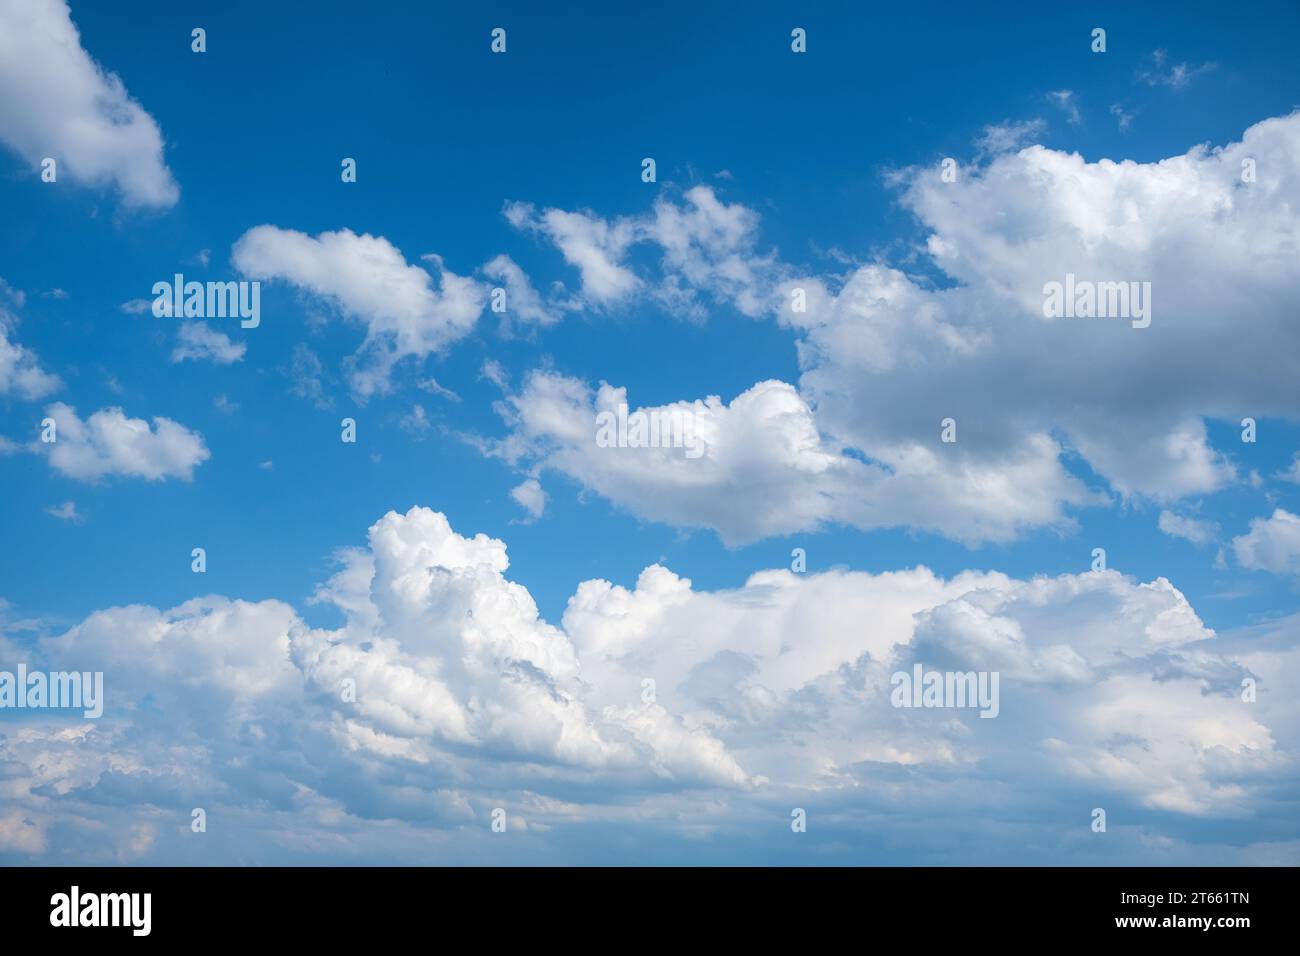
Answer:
2;0;1299;864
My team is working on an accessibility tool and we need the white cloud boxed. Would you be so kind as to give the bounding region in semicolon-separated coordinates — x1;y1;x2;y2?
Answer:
399;404;430;436
1140;50;1215;90
1232;509;1300;574
974;118;1047;157
417;376;460;402
504;187;778;317
1;506;1288;863
0;0;178;207
571;564;1267;816
490;367;1101;547
285;343;331;409
509;478;547;520
788;112;1300;513
480;358;509;390
38;402;209;481
491;372;891;545
43;500;82;523
294;507;743;783
482;254;562;326
0;314;60;399
1278;454;1300;485
644;185;776;318
1047;90;1081;125
0;279;24;307
478;114;1300;548
0;811;45;855
505;202;641;305
231;227;486;398
1158;510;1218;545
171;321;246;365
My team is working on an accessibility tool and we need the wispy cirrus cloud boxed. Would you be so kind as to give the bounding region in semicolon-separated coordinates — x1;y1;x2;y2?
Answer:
1139;49;1216;90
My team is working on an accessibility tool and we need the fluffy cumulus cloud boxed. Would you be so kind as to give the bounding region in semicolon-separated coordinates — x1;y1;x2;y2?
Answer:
792;112;1300;508
0;313;60;399
490;369;1100;546
1232;509;1300;575
492;113;1300;547
509;478;547;520
490;372;869;545
0;0;178;207
37;402;209;481
566;562;1276;819
231;227;487;398
1;507;1295;864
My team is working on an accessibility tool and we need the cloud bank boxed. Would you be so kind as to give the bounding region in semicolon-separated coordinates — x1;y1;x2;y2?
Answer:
2;507;1293;863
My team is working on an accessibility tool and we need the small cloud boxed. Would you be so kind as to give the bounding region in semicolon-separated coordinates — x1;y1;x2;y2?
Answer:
285;344;332;409
417;377;461;403
1139;50;1215;90
0;278;26;307
975;119;1046;158
258;460;273;470
195;248;211;268
1232;509;1300;574
480;359;509;390
213;393;239;416
510;478;548;522
120;299;152;315
1047;90;1081;125
1277;454;1300;484
44;500;84;523
714;169;735;181
0;318;61;399
171;321;246;365
400;404;431;436
1158;510;1218;546
482;254;564;328
37;402;209;482
42;288;69;300
1109;103;1134;131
